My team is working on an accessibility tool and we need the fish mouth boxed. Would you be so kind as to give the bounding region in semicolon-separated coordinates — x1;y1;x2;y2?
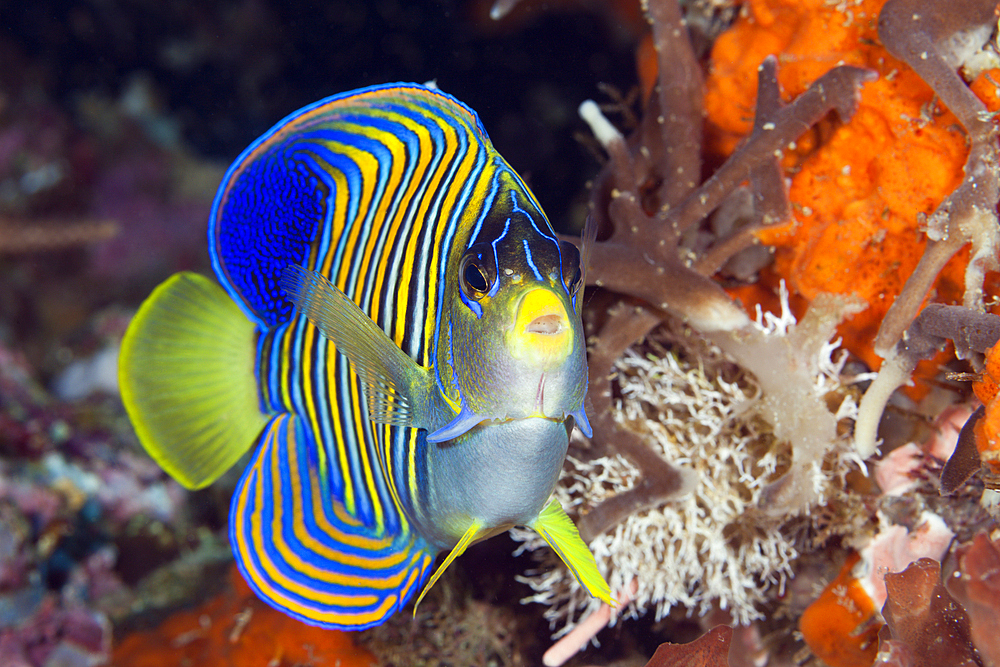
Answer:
508;287;573;366
526;313;564;335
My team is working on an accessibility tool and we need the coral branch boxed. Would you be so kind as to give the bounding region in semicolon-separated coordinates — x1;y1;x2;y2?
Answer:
541;579;638;667
873;0;1000;357
643;0;703;207
578;302;693;542
707;291;866;515
856;305;1000;457
664;58;875;239
582;55;872;332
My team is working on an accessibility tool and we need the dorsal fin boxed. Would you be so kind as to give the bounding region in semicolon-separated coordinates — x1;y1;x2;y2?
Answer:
208;84;490;328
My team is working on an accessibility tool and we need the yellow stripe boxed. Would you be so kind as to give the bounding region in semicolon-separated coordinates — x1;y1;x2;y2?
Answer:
393;109;455;352
299;324;326;478
232;425;394;626
344;365;385;530
332;142;378;292
317;166;350;278
234;417;413;624
356;118;408;327
329;357;356;516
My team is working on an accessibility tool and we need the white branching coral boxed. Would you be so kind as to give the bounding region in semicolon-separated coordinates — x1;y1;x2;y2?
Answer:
514;289;868;633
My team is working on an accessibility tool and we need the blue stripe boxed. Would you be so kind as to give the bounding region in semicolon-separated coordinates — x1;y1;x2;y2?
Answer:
523;239;544;281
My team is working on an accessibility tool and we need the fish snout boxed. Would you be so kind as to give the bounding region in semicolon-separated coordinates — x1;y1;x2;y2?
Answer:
508;288;573;366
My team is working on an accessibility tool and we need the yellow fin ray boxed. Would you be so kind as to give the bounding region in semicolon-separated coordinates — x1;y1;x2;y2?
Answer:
529;499;614;606
412;520;484;614
119;272;269;489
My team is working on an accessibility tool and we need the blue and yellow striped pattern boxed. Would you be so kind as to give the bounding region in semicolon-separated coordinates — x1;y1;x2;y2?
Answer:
209;84;552;628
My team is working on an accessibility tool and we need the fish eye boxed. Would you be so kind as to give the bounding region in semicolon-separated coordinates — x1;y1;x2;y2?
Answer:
459;245;496;300
559;240;583;295
464;262;489;293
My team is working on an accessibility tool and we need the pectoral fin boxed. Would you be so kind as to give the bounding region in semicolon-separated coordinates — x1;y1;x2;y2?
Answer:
529;499;614;606
570;405;593;438
281;265;432;426
412;520;484;614
426;401;488;443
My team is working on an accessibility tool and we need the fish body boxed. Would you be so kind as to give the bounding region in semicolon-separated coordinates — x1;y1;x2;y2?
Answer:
119;83;611;629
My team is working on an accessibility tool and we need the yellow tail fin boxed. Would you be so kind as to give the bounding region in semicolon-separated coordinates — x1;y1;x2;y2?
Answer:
119;272;269;489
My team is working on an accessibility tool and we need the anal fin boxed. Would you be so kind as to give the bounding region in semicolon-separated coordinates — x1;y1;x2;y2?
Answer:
231;413;434;630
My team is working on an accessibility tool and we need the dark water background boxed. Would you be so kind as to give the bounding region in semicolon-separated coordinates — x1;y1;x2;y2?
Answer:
4;0;638;232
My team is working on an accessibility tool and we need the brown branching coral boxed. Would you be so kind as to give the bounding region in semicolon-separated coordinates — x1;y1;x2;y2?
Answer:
873;0;1000;358
583;55;873;333
856;0;1000;457
574;300;690;544
569;0;873;541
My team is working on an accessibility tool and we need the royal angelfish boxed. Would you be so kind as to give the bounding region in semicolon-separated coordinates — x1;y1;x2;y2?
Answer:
119;83;611;629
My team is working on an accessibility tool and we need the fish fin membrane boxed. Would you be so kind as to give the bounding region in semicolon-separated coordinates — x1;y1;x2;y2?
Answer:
529;498;614;606
119;272;268;490
281;264;431;426
231;413;434;630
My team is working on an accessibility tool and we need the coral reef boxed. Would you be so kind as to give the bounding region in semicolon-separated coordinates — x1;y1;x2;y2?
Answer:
513;0;1000;664
515;290;866;631
705;0;1000;376
3;0;1000;666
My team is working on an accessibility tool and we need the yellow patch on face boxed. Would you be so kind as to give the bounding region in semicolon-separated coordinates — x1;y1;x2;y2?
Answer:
506;288;573;368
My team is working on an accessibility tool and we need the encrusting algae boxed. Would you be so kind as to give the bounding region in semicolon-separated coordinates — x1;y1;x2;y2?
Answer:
798;552;881;667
